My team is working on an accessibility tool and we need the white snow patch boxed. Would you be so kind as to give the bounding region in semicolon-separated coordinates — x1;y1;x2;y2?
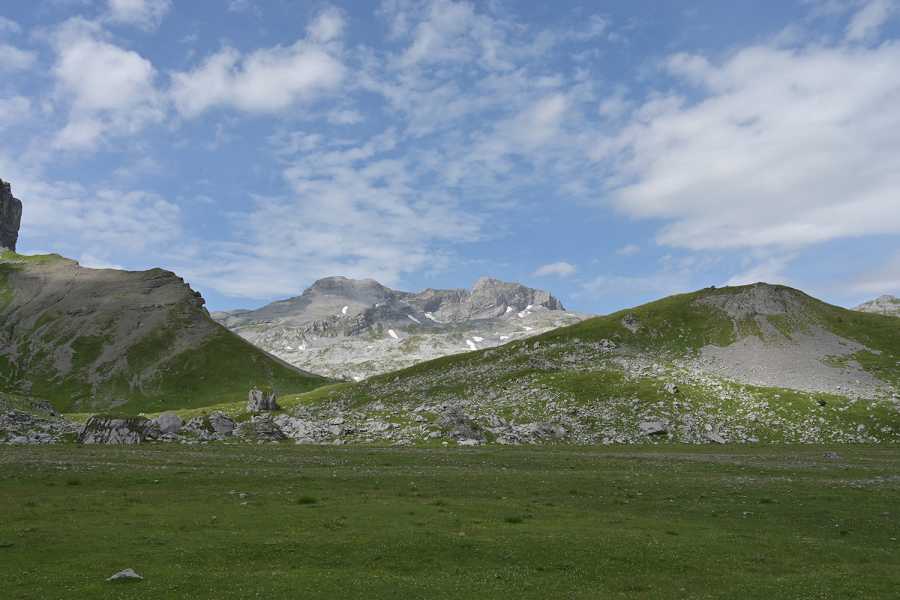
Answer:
466;339;478;351
388;329;400;340
341;305;349;315
504;306;514;314
407;314;421;324
526;304;534;310
425;312;442;323
499;335;510;341
352;376;364;382
523;326;534;332
472;336;484;342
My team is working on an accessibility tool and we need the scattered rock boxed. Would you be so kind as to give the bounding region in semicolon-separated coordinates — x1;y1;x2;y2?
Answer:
823;451;843;460
247;388;280;413
107;568;143;583
639;420;668;436
78;416;152;445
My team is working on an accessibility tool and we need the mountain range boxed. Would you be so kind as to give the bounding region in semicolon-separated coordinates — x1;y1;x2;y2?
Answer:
212;276;585;380
0;177;898;446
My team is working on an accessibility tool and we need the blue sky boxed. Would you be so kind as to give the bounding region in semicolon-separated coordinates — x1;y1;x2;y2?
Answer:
1;0;899;314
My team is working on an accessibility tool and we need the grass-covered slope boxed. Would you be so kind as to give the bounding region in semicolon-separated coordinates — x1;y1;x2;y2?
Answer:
0;252;330;414
216;283;899;445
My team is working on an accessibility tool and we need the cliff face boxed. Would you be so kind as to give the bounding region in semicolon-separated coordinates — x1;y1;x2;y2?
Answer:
0;179;23;251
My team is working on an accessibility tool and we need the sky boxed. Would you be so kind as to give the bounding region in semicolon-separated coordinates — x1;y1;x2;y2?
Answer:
1;0;899;314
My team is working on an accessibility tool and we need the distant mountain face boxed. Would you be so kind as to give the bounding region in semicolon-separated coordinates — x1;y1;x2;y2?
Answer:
855;295;900;317
213;276;585;380
0;252;328;413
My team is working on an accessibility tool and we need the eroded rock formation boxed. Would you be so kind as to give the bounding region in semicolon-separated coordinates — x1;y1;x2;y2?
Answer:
0;179;23;251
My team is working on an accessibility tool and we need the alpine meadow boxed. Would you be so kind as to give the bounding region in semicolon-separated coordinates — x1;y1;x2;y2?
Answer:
1;1;899;598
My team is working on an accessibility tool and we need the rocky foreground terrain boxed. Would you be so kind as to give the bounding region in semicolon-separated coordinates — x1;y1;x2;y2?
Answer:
214;276;586;380
856;294;900;317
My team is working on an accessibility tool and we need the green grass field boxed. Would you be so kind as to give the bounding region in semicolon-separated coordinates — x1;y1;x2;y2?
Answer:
1;445;898;599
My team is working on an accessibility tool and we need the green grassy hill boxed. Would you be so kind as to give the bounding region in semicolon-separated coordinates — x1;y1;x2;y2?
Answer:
0;252;330;414
190;283;899;445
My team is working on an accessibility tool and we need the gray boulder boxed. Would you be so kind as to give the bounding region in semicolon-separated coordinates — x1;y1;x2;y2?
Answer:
78;416;152;445
247;388;280;413
155;411;182;434
639;420;668;436
107;568;143;583
208;412;235;435
237;415;286;441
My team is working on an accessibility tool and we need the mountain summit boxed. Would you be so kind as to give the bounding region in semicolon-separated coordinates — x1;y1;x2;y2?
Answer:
213;277;582;380
855;294;900;317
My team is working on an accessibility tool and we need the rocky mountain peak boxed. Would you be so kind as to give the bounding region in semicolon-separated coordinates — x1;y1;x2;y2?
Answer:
0;178;23;252
855;294;900;317
306;276;394;300
696;283;808;320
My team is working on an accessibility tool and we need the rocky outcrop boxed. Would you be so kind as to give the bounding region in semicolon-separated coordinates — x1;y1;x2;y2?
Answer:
0;179;23;251
855;295;900;317
247;388;279;413
77;415;154;444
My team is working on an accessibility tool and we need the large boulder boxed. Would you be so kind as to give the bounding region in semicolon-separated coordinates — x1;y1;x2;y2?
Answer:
237;415;286;441
247;388;280;413
208;412;236;435
78;416;153;445
155;411;183;434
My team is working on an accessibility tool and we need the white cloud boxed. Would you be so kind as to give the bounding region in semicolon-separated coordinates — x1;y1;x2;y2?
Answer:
0;96;31;128
50;19;165;149
308;6;345;43
227;0;258;14
106;0;172;31
0;17;21;34
180;129;481;299
7;169;182;263
725;254;795;287
533;261;577;278
326;108;363;125
603;40;900;253
171;40;344;117
846;0;895;41
616;244;640;256
0;44;37;72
